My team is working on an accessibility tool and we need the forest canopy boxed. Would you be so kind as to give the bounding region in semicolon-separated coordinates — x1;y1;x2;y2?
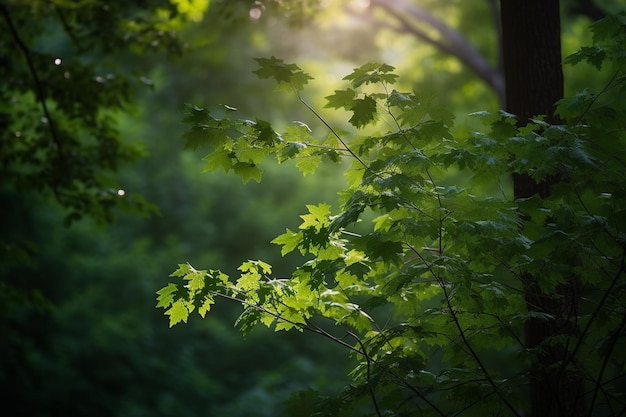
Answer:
2;1;625;417
159;4;626;417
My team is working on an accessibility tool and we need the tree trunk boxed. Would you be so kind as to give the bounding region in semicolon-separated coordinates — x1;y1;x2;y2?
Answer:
500;1;585;416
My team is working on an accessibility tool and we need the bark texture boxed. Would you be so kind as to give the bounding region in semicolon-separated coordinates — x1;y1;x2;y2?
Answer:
501;1;585;416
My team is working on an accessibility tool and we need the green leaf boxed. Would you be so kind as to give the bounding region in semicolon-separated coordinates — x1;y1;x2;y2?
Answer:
253;56;313;90
236;272;260;291
202;149;233;172
387;89;416;108
253;118;279;145
343;62;398;87
272;228;302;255
197;296;214;318
564;45;606;70
555;89;595;120
355;232;404;265
182;104;209;124
279;141;307;162
283;122;312;142
325;89;357;110
349;96;377;128
300;204;332;230
232;162;262;183
237;141;272;165
185;270;205;292
156;283;178;308
165;299;189;327
170;263;192;278
591;13;626;42
295;155;322;175
208;103;238;119
235;307;263;335
183;126;210;150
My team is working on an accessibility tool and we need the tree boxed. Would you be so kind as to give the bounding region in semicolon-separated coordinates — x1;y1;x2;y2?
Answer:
0;0;207;228
501;2;581;416
2;2;363;415
211;0;609;105
159;7;626;417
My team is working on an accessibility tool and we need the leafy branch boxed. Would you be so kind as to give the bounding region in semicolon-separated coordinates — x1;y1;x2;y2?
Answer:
161;26;626;415
1;5;63;156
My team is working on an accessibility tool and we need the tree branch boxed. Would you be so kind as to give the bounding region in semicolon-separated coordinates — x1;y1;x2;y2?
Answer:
1;5;63;156
405;242;522;417
367;0;505;105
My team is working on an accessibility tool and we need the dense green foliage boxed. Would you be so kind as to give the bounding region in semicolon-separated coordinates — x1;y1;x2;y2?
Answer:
0;1;200;226
1;2;351;416
160;13;626;416
3;1;623;416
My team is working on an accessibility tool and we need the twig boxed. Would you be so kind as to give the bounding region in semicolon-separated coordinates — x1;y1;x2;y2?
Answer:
347;331;383;417
293;87;371;171
405;242;523;417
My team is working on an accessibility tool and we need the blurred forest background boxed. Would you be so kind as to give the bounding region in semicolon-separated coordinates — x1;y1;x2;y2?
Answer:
0;0;623;416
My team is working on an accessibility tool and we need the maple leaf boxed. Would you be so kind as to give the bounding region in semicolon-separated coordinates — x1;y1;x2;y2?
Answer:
166;299;189;327
253;56;312;90
349;96;377;128
325;89;356;110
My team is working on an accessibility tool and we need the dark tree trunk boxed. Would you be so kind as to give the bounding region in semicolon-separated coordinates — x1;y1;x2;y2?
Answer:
501;0;563;121
500;1;585;416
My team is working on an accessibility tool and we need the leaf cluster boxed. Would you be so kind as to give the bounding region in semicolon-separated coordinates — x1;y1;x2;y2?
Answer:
0;1;203;225
160;15;626;417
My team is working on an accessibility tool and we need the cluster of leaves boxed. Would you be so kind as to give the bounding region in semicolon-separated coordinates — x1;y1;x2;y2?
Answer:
159;14;626;417
0;1;209;225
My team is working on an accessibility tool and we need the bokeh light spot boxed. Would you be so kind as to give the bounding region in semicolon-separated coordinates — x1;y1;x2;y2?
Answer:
249;7;262;21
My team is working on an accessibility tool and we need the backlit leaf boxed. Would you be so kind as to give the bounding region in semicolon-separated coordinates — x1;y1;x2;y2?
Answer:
165;299;189;327
349;96;377;128
295;155;322;175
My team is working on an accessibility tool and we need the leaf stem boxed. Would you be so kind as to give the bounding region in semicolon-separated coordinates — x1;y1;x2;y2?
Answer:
405;242;522;417
293;86;371;171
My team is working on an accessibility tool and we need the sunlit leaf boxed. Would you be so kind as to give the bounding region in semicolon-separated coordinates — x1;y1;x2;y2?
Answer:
295;155;322;175
272;228;303;255
156;283;178;308
165;299;189;327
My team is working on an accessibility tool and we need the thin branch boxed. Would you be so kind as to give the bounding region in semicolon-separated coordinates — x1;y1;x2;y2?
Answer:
405;242;522;417
1;5;63;155
208;289;367;356
210;285;449;415
293;87;371;171
562;187;626;375
571;68;623;126
347;331;383;417
588;310;626;415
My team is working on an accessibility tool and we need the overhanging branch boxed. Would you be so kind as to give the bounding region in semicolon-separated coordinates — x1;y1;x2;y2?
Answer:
366;0;505;105
1;5;63;155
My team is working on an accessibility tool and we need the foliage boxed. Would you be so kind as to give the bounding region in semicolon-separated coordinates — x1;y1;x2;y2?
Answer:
159;14;626;416
0;0;209;226
1;2;349;416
